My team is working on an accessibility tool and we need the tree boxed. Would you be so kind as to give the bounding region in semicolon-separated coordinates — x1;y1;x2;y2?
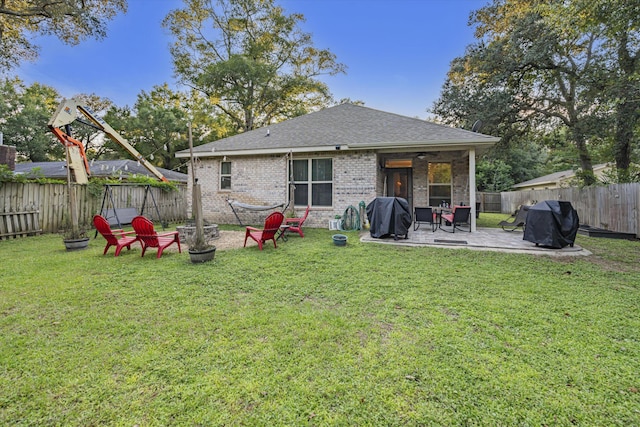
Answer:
435;0;609;185
103;84;231;173
0;77;61;161
435;0;640;185
0;0;127;72
476;159;514;192
163;0;346;132
553;0;640;182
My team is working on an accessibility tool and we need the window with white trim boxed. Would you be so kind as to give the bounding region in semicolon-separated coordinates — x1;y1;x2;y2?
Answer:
291;158;332;207
428;162;451;207
220;161;231;190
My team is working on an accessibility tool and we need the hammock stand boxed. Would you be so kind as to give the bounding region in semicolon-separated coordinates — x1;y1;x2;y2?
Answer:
227;199;289;226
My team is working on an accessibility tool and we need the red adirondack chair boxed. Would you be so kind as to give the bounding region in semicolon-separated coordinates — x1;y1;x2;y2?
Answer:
93;214;141;256
284;205;310;238
244;211;284;250
131;215;181;258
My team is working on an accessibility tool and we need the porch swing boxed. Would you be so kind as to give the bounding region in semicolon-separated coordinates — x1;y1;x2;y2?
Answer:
94;183;165;239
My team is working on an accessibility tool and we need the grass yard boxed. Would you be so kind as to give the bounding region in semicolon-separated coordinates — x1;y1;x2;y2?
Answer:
1;221;639;425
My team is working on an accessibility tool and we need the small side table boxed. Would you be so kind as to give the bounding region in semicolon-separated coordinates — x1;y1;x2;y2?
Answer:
277;224;291;242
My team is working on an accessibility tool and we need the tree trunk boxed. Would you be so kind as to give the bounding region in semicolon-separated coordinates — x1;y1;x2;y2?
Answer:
572;128;595;185
614;99;634;181
244;109;253;132
613;32;638;182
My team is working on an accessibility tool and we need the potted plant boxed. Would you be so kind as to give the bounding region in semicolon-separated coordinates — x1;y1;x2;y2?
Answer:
186;122;215;263
62;141;89;251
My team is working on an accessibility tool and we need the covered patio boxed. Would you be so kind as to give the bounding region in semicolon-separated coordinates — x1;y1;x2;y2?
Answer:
360;226;590;256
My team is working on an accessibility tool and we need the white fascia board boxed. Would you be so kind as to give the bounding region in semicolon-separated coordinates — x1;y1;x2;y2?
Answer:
175;145;349;159
353;139;499;150
513;179;557;189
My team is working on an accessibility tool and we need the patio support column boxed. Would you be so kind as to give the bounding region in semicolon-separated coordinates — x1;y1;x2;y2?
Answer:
469;147;477;232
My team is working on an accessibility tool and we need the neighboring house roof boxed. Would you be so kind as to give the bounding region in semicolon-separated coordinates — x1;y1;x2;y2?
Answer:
176;103;499;158
512;163;610;190
14;160;188;183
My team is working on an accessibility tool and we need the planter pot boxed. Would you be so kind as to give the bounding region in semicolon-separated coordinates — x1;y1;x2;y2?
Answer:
332;234;347;246
63;237;90;251
188;246;216;263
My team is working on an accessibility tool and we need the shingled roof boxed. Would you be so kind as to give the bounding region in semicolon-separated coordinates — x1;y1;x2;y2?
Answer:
176;103;499;158
14;160;187;183
512;163;610;189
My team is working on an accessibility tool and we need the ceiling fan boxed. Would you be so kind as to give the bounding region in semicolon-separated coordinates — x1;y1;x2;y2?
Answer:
414;152;436;160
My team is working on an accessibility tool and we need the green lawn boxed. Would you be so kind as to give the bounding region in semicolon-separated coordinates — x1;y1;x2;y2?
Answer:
1;224;639;425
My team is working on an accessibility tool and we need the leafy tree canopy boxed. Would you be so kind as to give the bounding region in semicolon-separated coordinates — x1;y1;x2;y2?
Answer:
476;159;514;192
0;77;61;161
433;0;640;186
103;84;232;173
163;0;346;132
0;0;127;72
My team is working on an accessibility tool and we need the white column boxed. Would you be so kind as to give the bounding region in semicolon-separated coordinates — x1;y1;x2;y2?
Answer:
469;147;477;232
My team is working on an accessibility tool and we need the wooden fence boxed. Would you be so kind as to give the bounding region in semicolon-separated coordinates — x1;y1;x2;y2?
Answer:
0;182;188;237
477;192;501;213
501;183;640;237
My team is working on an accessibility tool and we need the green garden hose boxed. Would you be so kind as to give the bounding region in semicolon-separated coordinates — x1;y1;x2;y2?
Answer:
341;205;361;231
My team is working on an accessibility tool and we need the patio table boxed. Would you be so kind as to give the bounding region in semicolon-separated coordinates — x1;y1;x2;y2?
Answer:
433;207;452;226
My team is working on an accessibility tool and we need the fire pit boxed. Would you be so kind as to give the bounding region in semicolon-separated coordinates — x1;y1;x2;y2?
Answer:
176;222;220;244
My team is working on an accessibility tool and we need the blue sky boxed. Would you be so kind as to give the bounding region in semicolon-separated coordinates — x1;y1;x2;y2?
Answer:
16;0;486;119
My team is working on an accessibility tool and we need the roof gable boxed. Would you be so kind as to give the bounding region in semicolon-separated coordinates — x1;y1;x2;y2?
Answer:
178;103;499;158
513;163;611;189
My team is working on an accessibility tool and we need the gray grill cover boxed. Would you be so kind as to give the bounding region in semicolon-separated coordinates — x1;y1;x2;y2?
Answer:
366;197;412;239
523;200;579;248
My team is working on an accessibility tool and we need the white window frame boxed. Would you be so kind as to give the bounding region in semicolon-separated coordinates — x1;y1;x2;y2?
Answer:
428;162;452;207
220;161;231;190
291;158;333;207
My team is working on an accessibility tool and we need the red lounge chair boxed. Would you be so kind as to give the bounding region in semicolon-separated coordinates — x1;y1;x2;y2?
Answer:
131;215;181;258
244;211;284;250
284;205;310;238
93;214;141;256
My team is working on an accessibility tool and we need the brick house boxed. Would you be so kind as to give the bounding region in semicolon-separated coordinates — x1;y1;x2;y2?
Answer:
176;103;499;230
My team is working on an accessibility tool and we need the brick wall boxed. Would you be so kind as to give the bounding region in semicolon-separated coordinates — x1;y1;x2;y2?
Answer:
191;151;378;228
189;153;288;226
452;156;471;205
190;149;472;228
332;151;377;227
381;151;470;208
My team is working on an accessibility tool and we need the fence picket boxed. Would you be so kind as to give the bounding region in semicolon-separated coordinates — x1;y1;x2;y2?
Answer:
502;183;640;237
0;183;187;236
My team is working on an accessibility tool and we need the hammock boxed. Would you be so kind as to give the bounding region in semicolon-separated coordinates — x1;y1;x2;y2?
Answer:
227;199;289;226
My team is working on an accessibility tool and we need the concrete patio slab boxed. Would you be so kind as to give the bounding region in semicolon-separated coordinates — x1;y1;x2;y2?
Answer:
360;226;591;256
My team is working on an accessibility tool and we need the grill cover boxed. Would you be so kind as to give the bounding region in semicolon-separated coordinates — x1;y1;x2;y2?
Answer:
523;200;579;248
366;197;412;239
